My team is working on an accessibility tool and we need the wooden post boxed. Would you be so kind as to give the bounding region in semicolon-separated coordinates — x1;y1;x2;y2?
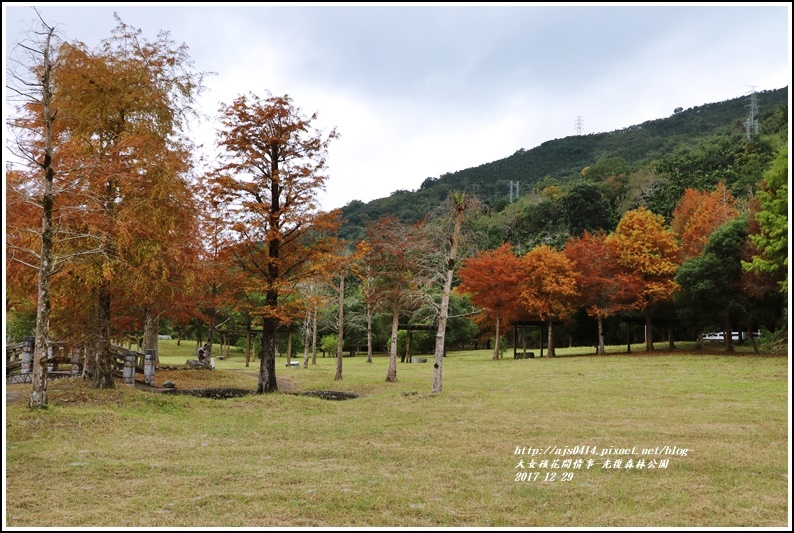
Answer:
123;353;136;385
144;349;156;386
47;345;57;372
71;345;83;375
627;325;632;354
22;336;34;374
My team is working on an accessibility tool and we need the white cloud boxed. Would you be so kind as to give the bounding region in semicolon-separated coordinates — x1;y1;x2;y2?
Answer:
4;3;790;212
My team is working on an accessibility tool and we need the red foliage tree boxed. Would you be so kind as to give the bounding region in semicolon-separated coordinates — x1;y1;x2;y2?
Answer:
457;243;523;360
564;231;643;354
671;182;738;260
209;92;339;393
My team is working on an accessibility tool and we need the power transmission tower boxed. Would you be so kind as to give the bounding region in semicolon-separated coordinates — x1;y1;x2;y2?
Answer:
508;180;520;202
745;86;759;140
575;116;583;135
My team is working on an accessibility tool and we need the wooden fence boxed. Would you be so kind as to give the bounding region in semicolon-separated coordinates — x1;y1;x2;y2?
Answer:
6;337;155;386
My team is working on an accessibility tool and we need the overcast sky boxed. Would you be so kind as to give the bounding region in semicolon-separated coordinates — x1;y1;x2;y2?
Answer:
3;3;791;211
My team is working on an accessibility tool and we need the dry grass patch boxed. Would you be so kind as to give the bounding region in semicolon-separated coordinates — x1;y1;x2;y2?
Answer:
5;348;788;527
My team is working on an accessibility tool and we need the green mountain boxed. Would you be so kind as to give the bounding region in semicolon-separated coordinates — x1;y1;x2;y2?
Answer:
339;87;787;241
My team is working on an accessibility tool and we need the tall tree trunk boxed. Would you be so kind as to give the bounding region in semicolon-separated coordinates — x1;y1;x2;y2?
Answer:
302;311;311;368
30;264;51;408
80;339;93;380
258;315;278;393
432;204;462;393
335;273;345;381
493;314;501;361
645;311;654;352
28;24;57;409
93;284;115;389
386;302;400;382
366;302;374;363
29;156;54;407
94;154;118;388
724;316;735;353
311;308;318;366
667;324;675;350
257;151;281;392
203;320;215;369
142;307;159;363
747;325;758;354
246;325;252;367
547;319;556;358
286;325;293;365
597;315;606;355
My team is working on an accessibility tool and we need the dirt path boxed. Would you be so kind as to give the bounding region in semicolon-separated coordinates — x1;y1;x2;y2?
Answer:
6;389;27;405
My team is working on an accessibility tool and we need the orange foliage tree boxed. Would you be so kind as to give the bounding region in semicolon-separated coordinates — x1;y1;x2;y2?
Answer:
110;139;203;363
54;19;205;388
671;182;738;260
564;231;643;354
209;92;339;393
606;207;680;351
457;243;523;360
517;244;580;357
6;15;206;392
361;216;431;382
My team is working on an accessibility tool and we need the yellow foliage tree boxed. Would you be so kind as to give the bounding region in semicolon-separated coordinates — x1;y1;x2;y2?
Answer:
517;244;580;357
607;207;680;351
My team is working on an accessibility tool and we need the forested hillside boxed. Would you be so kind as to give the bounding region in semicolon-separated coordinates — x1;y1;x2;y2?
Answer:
340;87;787;242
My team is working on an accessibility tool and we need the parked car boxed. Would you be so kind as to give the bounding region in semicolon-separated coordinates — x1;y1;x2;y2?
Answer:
702;331;760;341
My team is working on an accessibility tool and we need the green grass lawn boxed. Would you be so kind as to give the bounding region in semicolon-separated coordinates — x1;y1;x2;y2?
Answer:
4;341;789;527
